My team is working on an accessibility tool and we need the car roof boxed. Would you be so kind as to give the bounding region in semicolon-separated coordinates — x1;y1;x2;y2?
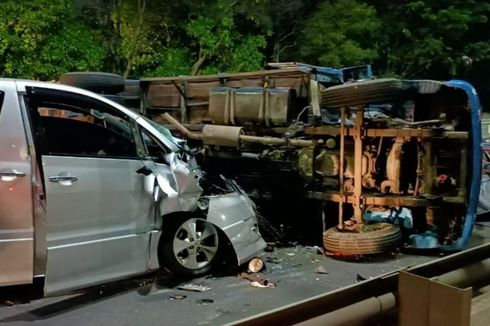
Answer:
0;78;180;152
1;78;140;120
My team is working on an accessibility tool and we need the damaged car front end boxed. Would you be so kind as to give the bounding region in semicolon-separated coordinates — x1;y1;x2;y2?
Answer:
142;145;266;275
0;79;265;295
140;117;266;267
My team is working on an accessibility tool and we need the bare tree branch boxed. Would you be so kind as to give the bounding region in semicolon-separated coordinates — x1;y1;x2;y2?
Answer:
191;45;207;76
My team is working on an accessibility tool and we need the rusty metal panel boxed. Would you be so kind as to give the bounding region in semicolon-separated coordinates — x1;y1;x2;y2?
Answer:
187;80;220;103
226;78;263;88
399;271;471;326
189;106;210;123
272;76;308;96
147;83;181;108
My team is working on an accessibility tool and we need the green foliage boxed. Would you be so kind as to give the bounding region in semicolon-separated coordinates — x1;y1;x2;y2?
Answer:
34;23;105;80
146;48;193;77
0;0;69;78
2;0;490;82
0;0;105;79
111;0;161;78
371;0;490;78
299;0;381;67
185;1;267;75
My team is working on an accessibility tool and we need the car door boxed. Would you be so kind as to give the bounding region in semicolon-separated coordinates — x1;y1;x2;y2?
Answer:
24;86;155;294
0;82;34;286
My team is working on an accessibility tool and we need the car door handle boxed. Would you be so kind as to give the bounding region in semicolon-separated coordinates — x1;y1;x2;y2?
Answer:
49;174;79;186
0;169;26;182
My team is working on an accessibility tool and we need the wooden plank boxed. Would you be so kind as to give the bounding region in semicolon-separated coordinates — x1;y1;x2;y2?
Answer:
306;191;464;206
140;68;307;83
366;128;433;138
304;126;435;138
353;106;364;223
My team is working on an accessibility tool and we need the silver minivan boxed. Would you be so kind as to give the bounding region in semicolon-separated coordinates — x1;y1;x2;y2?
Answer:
0;79;265;295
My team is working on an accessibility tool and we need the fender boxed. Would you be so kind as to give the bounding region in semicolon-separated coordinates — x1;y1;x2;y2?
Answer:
206;193;266;265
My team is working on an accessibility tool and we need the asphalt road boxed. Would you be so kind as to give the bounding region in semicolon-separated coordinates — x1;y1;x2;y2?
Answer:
2;223;490;326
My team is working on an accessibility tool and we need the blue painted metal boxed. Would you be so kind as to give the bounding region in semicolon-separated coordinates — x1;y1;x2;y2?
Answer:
441;80;483;251
293;63;373;83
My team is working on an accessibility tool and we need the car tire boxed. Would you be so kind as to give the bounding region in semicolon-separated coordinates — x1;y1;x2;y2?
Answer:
323;222;401;255
321;78;403;108
58;72;125;94
159;215;221;277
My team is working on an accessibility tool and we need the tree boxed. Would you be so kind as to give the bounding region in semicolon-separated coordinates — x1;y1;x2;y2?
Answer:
0;0;104;80
112;0;163;78
80;0;165;78
298;0;381;68
146;48;193;77
185;1;267;75
370;0;490;78
259;0;317;62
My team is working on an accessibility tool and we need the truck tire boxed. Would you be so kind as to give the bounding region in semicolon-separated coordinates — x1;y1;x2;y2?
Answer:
321;78;403;108
58;72;125;94
323;222;401;255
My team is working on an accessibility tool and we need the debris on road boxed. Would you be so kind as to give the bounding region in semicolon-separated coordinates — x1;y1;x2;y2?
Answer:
239;272;275;288
264;244;275;253
169;295;187;301
247;258;264;273
314;266;329;274
197;298;214;306
315;246;325;256
356;274;367;282
251;281;276;288
177;284;211;292
264;257;281;264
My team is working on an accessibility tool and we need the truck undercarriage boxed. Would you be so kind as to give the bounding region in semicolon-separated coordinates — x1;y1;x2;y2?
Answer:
60;64;483;255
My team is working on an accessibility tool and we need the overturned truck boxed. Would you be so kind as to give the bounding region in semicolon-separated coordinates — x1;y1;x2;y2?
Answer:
62;64;483;255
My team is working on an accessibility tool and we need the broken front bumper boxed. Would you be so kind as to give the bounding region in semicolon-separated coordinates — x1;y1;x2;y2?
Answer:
206;193;267;265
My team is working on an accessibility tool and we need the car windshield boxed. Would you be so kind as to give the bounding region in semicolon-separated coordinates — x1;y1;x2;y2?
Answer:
142;116;181;148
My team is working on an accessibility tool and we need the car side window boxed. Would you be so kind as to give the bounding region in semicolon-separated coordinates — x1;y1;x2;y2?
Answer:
25;89;138;159
140;127;167;163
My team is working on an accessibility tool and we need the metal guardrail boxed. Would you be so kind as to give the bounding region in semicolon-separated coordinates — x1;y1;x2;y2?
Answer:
228;242;490;326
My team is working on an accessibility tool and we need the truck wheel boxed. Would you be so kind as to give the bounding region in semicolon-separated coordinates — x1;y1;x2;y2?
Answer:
321;78;403;108
58;72;125;94
159;215;221;277
323;222;401;256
